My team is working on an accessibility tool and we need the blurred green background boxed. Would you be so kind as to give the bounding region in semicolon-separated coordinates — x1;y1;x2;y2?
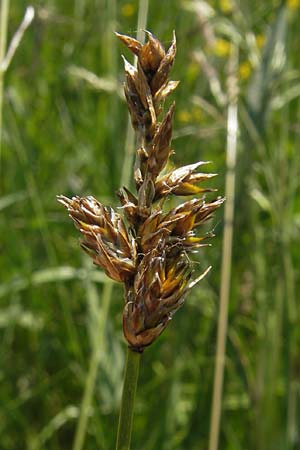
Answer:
1;0;300;449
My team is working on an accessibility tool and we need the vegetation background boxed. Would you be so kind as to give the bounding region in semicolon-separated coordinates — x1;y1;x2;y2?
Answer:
1;0;299;449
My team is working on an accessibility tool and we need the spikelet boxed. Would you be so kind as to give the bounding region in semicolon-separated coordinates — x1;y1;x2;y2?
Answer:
58;31;224;352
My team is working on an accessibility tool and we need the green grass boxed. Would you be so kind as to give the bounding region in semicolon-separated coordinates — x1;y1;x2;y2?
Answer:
1;1;300;449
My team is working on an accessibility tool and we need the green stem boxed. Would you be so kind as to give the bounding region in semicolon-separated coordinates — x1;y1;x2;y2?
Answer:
73;341;101;450
0;0;10;177
72;280;112;450
115;347;141;450
208;44;239;450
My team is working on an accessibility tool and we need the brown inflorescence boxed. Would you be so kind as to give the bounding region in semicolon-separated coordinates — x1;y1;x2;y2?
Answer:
57;31;224;352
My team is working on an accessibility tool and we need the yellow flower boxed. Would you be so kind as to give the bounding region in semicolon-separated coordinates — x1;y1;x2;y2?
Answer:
239;61;252;80
214;39;231;57
287;0;300;10
256;34;265;49
121;3;135;17
220;0;233;13
191;106;203;122
178;110;191;123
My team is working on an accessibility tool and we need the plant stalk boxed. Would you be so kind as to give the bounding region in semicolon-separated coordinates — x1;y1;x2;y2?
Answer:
72;2;149;448
208;44;238;450
0;0;10;176
115;347;141;450
72;280;112;450
116;4;147;449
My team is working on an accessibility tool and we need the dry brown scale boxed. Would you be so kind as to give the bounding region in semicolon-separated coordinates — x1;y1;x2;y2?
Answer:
57;31;224;352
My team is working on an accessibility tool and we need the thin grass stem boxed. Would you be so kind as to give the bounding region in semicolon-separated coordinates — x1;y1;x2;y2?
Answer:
7;103;84;363
0;3;34;181
208;44;239;450
72;280;113;450
115;347;141;450
1;6;34;73
0;0;10;178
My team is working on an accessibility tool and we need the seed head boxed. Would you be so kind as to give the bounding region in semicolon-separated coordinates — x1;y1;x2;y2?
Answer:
58;31;224;352
57;195;136;283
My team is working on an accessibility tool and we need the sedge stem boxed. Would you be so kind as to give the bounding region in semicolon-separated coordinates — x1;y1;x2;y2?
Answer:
115;347;141;450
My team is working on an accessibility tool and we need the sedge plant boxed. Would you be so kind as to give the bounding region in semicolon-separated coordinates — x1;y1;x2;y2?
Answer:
58;30;223;450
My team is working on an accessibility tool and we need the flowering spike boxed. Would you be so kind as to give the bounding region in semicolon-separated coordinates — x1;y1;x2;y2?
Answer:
58;30;224;352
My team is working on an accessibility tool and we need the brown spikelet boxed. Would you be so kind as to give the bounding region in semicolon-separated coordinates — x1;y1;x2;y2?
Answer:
115;32;142;56
139;31;165;73
58;30;224;352
154;162;217;199
150;31;177;94
148;102;175;177
57;195;136;283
